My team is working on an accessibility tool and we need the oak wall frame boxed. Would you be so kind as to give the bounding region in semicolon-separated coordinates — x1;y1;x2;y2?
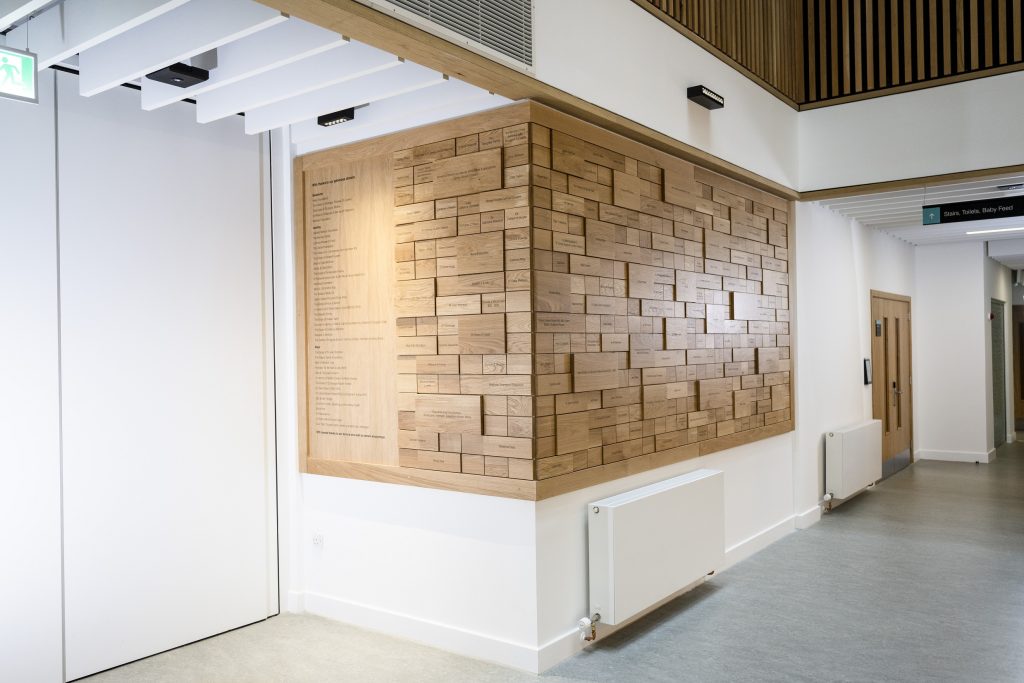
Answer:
294;100;796;500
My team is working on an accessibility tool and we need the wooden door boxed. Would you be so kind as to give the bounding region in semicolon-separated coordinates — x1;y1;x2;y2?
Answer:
992;299;1007;447
871;292;913;477
1012;306;1024;430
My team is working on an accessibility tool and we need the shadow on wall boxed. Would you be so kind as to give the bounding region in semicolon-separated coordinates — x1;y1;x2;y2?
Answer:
684;97;712;152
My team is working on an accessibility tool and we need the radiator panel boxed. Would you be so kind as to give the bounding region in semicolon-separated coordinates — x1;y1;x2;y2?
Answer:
587;469;724;626
825;419;882;500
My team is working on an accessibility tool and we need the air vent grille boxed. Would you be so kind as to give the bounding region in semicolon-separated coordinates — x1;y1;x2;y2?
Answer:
385;0;532;67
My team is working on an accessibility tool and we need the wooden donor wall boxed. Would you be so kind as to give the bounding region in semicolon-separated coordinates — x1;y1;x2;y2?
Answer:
294;101;793;500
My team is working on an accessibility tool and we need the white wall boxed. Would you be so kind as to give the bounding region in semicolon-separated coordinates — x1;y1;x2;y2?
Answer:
984;254;1014;449
533;1;1024;194
272;7;1023;671
799;71;1024;191
300;477;540;670
531;0;799;188
54;72;276;679
914;242;991;461
791;204;916;515
0;70;64;683
534;435;795;668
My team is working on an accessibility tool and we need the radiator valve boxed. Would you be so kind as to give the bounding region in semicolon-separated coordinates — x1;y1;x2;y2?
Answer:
577;613;601;642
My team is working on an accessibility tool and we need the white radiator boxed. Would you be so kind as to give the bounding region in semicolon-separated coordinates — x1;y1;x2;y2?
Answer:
587;469;724;626
825;419;882;501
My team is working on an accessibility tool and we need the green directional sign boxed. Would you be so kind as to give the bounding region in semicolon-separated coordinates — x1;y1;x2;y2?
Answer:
0;45;37;104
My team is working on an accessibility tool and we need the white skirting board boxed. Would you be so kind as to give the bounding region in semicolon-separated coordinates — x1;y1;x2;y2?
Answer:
302;591;543;673
794;505;823;530
916;449;996;464
294;511;805;673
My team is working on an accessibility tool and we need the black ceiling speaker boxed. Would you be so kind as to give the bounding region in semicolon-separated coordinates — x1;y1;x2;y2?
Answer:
146;62;210;88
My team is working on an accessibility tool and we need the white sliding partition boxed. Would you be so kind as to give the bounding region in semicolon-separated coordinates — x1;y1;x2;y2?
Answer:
0;70;65;683
54;72;276;680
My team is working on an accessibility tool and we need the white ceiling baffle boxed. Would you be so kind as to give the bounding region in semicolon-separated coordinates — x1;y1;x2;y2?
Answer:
26;0;192;70
194;41;400;124
141;18;347;111
243;61;446;134
819;173;1024;245
0;0;52;32
5;0;511;149
77;0;285;97
290;78;511;154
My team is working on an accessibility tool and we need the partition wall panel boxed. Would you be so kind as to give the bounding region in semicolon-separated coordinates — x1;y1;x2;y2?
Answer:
0;69;64;683
55;72;276;680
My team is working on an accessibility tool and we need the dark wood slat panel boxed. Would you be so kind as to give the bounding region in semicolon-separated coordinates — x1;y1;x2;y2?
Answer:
637;0;1024;107
635;0;804;104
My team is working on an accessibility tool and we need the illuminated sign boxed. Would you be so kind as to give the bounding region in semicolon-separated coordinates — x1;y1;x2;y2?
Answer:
0;45;37;104
923;196;1024;225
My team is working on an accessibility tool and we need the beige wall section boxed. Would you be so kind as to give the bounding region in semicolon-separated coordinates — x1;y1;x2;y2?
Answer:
295;101;794;499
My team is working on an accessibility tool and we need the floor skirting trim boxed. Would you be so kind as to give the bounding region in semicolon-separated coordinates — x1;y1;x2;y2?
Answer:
916;449;994;464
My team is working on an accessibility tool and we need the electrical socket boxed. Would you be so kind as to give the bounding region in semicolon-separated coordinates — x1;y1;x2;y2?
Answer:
312;533;324;547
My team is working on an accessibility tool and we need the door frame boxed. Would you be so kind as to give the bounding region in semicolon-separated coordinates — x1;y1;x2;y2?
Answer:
991;297;1008;448
1012;305;1024;431
870;289;914;464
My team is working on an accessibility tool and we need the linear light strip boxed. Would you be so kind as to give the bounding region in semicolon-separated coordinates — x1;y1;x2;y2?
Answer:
965;226;1024;235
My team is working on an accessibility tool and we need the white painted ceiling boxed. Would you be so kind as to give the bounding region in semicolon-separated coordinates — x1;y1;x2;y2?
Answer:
819;171;1024;271
1;0;510;154
818;172;1024;245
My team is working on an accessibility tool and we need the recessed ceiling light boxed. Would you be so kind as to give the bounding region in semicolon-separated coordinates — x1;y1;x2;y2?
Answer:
965;226;1024;235
997;183;1024;191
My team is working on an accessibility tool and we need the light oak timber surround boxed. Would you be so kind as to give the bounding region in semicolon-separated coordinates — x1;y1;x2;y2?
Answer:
295;101;794;500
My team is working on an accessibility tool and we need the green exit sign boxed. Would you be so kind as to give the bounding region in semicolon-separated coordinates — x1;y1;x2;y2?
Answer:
0;45;38;104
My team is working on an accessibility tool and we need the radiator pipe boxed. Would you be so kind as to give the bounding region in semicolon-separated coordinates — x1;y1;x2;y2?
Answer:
578;613;601;642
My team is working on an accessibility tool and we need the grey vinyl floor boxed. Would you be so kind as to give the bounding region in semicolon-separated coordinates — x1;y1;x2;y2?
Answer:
84;444;1024;683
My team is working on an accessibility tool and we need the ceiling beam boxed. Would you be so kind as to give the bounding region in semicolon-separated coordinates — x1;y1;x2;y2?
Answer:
77;0;284;97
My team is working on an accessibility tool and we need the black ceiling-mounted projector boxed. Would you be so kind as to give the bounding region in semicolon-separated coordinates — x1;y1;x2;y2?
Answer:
146;62;210;88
